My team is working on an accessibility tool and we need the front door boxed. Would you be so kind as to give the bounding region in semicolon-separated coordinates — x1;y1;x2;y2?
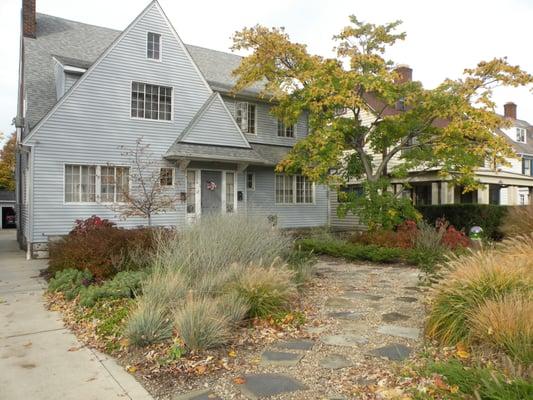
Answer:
201;170;222;214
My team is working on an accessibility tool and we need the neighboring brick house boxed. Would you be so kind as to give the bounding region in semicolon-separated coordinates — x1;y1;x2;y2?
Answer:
15;0;329;257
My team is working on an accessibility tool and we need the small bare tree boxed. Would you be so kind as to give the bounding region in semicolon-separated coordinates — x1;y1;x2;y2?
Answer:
111;137;179;226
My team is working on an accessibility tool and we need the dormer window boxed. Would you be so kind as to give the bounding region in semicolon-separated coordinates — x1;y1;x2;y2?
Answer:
147;32;161;60
517;127;526;143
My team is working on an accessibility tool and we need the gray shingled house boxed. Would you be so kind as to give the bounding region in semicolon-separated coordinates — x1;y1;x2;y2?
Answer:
15;0;329;258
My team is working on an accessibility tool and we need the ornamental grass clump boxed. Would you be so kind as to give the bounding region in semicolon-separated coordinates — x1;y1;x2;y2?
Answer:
232;262;298;318
470;293;533;364
174;297;231;351
426;235;533;346
124;298;174;346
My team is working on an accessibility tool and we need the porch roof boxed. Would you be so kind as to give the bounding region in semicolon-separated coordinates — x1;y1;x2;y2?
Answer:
164;142;269;165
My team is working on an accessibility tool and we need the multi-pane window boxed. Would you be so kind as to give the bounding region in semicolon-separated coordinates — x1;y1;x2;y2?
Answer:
131;82;172;121
160;168;174;186
277;120;295;138
65;165;128;203
226;172;235;213
517;127;526;143
186;170;196;214
522;158;533;176
275;174;313;204
235;102;256;134
337;184;364;203
147;32;161;60
65;165;96;203
246;172;255;190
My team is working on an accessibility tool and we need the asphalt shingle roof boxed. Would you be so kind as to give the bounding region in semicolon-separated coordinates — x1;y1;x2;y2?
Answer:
23;13;265;131
165;142;268;164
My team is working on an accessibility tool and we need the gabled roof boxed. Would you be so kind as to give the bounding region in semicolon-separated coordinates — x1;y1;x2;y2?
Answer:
22;13;265;131
178;93;251;148
165;142;267;165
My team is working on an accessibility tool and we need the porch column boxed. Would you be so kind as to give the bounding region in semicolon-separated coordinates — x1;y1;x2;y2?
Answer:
508;186;518;205
431;182;440;205
441;182;453;204
478;185;489;204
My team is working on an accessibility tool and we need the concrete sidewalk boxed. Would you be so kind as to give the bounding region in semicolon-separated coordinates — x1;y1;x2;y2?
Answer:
0;230;153;400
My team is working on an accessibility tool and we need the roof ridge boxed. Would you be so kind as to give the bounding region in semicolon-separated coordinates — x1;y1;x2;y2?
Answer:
36;12;121;33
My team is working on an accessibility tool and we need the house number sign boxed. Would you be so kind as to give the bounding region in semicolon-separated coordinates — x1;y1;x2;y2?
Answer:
206;180;217;191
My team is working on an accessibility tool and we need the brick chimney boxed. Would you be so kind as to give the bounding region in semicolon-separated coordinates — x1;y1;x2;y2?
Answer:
395;65;413;83
504;102;517;119
22;0;36;38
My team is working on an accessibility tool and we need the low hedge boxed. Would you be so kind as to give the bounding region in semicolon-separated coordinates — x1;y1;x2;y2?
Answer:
416;204;508;240
298;238;407;264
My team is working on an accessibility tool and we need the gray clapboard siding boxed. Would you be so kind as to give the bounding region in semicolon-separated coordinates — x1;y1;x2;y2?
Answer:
222;96;308;146
180;94;249;148
329;193;366;231
246;167;328;228
26;3;211;242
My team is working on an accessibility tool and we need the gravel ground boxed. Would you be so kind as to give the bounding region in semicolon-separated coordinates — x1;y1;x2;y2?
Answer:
163;257;428;400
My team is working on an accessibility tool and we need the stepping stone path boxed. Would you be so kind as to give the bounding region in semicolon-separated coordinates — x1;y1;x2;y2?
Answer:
238;373;308;399
396;296;418;303
321;334;368;347
377;324;420;340
174;389;222;400
370;344;412;361
382;312;410;322
319;354;353;369
274;339;315;351
327;311;364;320
260;351;302;366
174;261;424;399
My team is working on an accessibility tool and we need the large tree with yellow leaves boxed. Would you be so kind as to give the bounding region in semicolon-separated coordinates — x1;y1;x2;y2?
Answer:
231;17;533;229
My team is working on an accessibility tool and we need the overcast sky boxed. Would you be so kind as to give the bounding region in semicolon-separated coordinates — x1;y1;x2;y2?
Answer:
1;0;532;144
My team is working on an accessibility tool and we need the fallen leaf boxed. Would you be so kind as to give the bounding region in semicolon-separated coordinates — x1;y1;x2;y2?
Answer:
126;365;137;373
194;365;207;375
234;376;246;385
228;350;237;358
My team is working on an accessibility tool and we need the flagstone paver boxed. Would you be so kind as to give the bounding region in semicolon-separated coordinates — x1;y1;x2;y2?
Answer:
260;351;303;366
327;311;365;320
396;296;418;303
321;334;369;347
238;373;308;399
381;312;410;323
370;344;413;361
274;339;315;351
377;324;420;340
324;297;358;308
319;354;353;369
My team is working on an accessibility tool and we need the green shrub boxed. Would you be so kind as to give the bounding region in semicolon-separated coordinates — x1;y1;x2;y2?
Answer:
78;270;147;307
421;360;533;400
408;221;448;273
417;204;508;240
426;237;533;345
124;298;174;346
174;297;230;351
298;238;406;263
48;216;158;280
501;203;533;238
232;264;297;318
48;269;93;300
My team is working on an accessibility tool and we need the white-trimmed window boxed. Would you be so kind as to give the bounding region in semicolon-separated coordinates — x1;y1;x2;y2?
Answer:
65;165;96;202
246;172;255;190
517;127;526;143
131;82;172;121
277;120;295;138
160;167;174;186
147;32;161;60
275;174;314;204
235;102;256;134
65;165;129;203
226;172;235;213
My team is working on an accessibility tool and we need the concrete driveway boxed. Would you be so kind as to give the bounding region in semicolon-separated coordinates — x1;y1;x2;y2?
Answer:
0;230;153;400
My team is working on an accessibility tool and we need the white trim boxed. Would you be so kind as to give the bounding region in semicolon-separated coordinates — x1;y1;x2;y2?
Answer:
274;173;316;205
146;31;163;62
23;0;160;144
129;80;174;122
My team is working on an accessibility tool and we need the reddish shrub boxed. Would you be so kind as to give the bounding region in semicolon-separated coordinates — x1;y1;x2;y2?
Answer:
350;220;418;249
49;217;158;280
441;225;471;250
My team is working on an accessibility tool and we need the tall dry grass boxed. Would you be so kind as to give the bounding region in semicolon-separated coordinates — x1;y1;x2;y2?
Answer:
426;234;533;346
470;293;533;364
